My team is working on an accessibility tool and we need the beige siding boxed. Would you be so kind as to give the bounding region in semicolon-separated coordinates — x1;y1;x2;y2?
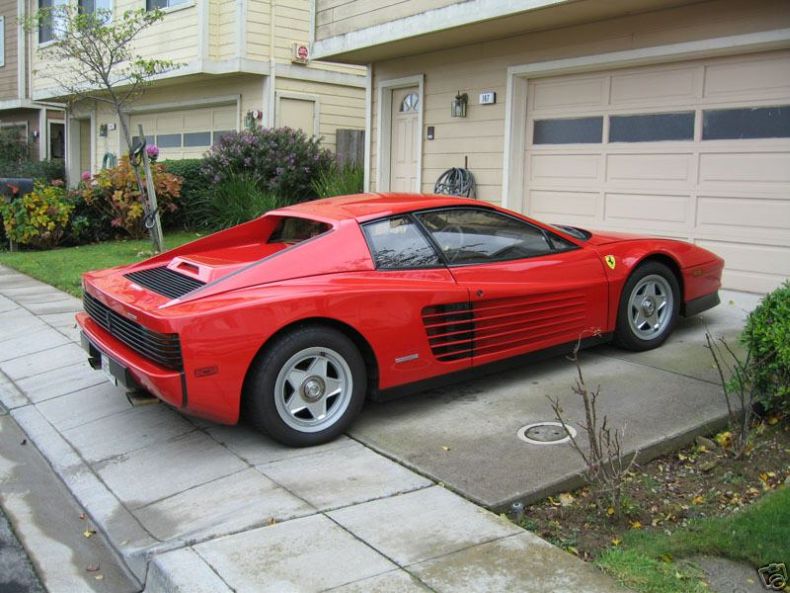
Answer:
0;0;18;100
316;0;460;41
275;76;365;151
212;0;237;61
246;0;271;61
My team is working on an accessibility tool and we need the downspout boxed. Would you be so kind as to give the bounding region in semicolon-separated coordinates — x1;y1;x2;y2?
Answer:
267;0;276;127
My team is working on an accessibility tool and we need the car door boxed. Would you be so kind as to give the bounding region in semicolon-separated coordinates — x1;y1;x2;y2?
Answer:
414;207;609;368
360;214;472;391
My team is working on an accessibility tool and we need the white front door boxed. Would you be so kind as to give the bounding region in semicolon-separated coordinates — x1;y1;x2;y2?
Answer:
390;87;419;192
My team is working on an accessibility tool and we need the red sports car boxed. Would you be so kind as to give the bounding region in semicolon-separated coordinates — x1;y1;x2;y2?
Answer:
77;194;723;446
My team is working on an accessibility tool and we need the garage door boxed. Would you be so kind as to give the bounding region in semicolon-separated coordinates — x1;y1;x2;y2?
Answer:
524;50;790;293
130;104;237;160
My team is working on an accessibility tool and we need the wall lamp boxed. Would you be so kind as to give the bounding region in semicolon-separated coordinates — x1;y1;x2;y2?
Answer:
451;91;468;118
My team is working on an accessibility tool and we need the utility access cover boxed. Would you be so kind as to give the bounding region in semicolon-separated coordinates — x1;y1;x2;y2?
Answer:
517;422;575;445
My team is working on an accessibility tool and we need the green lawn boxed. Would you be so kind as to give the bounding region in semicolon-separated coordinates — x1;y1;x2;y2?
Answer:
0;231;201;297
598;487;789;593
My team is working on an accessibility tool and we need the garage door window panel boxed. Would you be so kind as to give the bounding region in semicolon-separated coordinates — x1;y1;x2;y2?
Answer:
183;131;211;147
363;216;441;270
533;117;602;144
156;133;182;148
703;105;790;140
609;112;695;142
415;209;561;265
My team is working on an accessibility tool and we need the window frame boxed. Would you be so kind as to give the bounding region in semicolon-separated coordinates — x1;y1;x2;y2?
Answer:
0;16;5;68
146;0;192;12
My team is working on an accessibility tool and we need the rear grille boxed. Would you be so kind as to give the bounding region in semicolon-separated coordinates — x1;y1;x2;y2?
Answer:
124;266;205;299
422;303;475;362
83;292;183;370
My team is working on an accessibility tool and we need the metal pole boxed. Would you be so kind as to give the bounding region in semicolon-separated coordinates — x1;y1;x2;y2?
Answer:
136;124;164;253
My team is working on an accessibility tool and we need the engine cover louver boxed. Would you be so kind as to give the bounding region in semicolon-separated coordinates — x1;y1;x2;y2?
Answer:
124;266;205;299
83;292;183;370
423;292;587;362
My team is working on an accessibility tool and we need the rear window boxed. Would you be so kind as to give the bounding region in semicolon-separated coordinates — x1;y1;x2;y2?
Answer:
268;217;331;244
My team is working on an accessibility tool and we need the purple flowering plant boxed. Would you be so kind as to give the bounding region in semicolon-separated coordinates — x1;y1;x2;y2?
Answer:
201;127;333;204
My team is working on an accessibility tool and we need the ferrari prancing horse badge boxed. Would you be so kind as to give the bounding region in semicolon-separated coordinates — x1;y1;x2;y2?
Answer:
605;255;616;270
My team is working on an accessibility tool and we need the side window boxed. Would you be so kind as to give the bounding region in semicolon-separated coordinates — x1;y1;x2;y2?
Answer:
363;216;441;269
415;208;555;264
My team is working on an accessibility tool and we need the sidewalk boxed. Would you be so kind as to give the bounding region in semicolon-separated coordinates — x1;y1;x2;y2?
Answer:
0;263;628;592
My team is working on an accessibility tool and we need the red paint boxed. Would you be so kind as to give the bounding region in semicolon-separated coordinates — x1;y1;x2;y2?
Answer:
76;193;723;426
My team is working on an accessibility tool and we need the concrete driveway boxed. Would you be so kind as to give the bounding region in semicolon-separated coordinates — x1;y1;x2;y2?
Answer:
350;290;758;510
0;262;757;592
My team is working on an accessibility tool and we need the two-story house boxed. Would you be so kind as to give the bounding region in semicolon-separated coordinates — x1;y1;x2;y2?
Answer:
28;0;366;182
311;0;790;293
0;0;64;162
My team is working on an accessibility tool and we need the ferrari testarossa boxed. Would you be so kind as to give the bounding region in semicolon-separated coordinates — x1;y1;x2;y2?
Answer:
77;194;724;446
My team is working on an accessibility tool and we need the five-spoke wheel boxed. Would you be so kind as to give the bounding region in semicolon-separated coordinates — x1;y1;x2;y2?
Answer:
615;262;679;351
245;326;366;446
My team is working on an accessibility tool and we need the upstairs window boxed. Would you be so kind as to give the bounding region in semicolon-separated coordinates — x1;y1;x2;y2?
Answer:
38;0;67;44
147;0;190;10
78;0;112;15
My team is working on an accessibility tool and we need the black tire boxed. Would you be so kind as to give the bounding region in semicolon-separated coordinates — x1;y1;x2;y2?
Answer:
244;326;367;447
614;261;680;352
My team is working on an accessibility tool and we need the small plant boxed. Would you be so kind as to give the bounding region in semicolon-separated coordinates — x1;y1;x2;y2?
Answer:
312;162;364;198
159;159;206;230
191;173;280;230
705;332;758;459
740;282;790;416
201;128;334;204
0;181;74;249
80;157;181;239
549;340;638;518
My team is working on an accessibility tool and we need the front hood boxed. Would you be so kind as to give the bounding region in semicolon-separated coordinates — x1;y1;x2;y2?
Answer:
585;230;646;246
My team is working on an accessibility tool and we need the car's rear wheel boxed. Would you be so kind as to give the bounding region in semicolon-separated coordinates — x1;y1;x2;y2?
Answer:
614;261;680;351
245;326;367;447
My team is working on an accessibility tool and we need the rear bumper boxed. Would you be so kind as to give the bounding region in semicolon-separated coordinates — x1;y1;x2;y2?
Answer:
77;312;185;408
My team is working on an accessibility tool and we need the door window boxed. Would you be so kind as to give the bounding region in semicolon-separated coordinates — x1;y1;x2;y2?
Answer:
415;208;566;265
363;216;441;269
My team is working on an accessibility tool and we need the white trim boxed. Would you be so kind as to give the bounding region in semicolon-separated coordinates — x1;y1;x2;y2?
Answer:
308;0;316;45
236;0;246;60
502;28;790;213
312;0;566;61
38;108;47;159
275;63;366;88
363;63;372;192
16;0;25;100
89;108;96;174
375;74;423;193
0;16;5;68
159;1;195;15
0;99;33;110
198;0;208;62
124;94;240;115
275;91;320;137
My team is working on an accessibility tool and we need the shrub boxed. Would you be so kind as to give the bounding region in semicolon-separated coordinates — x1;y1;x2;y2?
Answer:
741;281;790;415
80;157;182;239
0;158;66;183
0;181;74;249
201;128;334;204
312;162;364;198
191;173;280;231
160;159;205;230
0;127;30;162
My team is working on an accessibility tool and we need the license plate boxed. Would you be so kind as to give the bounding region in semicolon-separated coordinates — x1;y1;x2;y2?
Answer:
101;354;118;387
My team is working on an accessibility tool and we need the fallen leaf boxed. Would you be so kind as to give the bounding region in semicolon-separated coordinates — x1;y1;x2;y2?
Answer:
79;513;86;521
558;493;575;507
94;575;104;581
767;415;779;426
606;506;615;516
441;446;451;452
20;439;27;446
630;520;642;529
611;538;621;546
566;546;579;556
83;529;96;538
691;495;705;505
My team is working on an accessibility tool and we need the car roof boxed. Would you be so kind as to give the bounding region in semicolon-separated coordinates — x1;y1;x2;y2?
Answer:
275;193;493;223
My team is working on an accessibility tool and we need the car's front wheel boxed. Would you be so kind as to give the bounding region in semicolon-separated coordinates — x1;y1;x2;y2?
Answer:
614;261;680;351
245;326;367;446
